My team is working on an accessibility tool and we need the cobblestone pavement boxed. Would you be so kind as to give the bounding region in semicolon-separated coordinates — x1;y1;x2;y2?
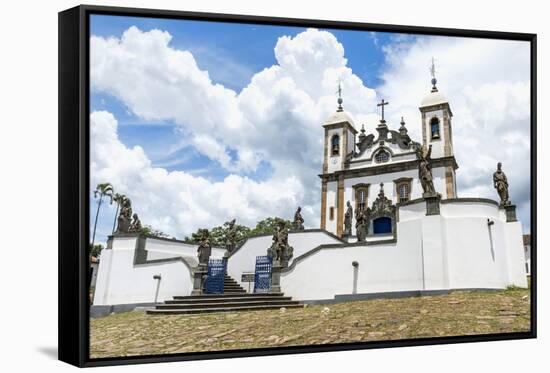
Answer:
90;288;530;358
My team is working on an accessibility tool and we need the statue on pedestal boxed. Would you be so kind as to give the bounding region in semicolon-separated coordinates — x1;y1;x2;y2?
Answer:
493;162;510;206
343;201;353;237
129;213;142;233
415;144;436;196
224;219;237;255
197;229;212;266
355;207;369;242
268;221;294;267
292;207;305;230
115;197;132;234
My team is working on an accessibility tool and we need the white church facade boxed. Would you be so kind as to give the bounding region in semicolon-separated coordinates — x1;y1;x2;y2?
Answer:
92;75;528;314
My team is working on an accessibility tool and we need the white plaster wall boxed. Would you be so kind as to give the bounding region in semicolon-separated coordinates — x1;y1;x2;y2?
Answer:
503;221;529;287
279;199;527;301
143;238;225;259
350;145;417;168
93;237;193;305
226;230;342;289
343;169;420;206
325;181;337;234
281;220;424;300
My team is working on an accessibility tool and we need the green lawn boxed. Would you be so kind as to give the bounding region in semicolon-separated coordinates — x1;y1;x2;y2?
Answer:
90;288;530;358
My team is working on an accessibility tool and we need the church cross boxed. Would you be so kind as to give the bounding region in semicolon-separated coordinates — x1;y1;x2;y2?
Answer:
377;99;389;121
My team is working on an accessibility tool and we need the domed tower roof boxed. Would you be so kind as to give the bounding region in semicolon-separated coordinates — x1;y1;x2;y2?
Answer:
420;58;450;109
323;110;356;127
420;89;448;107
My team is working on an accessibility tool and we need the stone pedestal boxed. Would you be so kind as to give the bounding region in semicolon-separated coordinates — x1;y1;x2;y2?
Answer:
424;193;441;216
271;263;282;293
502;204;517;222
191;264;207;295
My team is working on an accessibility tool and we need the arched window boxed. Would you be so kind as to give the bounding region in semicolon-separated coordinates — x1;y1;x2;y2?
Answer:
331;135;340;156
374;149;390;163
430;117;440;139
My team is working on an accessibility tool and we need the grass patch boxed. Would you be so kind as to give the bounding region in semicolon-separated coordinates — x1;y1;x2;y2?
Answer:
90;288;531;358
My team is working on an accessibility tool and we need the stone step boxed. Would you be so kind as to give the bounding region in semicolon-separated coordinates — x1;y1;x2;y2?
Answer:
147;303;303;315
164;296;293;304
173;292;284;300
156;300;300;309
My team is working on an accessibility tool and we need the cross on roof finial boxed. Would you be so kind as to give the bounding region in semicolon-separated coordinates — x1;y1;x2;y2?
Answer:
429;57;438;92
377;99;389;122
336;80;343;112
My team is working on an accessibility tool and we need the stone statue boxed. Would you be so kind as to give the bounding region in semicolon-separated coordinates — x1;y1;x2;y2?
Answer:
415;144;436;196
268;221;294;267
197;229;212;266
292;207;305;230
355;207;369;242
129;213;142;233
343;201;353;236
493;162;510;206
115;197;132;233
225;219;237;254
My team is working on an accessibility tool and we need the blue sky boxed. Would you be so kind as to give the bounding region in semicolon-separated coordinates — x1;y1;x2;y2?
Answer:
89;14;531;246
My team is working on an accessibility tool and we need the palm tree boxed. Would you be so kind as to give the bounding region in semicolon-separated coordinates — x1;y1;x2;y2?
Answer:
91;183;114;249
111;193;126;233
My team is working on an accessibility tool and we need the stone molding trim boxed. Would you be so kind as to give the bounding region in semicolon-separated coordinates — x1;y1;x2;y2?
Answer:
226;228;348;259
336;174;345;236
322;121;358;134
418;102;454;117
319;156;459;181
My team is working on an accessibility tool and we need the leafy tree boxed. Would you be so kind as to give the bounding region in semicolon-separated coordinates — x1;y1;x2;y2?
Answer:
182;217;290;246
89;243;104;258
111;193;126;233
250;217;292;236
139;225;169;238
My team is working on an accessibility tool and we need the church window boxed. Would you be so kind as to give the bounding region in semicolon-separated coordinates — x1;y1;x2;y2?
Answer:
331;135;340;156
430;117;440;139
397;182;410;202
374;149;390;163
329;206;335;221
354;186;368;211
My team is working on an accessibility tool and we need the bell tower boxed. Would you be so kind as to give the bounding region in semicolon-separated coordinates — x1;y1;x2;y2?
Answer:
320;84;357;234
419;59;457;198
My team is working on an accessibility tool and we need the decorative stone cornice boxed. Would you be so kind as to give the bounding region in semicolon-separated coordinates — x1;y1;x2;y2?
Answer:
319;156;459;181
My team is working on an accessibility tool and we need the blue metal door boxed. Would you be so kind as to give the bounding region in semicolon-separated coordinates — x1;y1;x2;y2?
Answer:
254;255;272;293
204;258;227;294
373;217;392;234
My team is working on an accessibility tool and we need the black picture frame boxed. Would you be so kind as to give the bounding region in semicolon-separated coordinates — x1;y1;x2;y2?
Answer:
58;4;537;367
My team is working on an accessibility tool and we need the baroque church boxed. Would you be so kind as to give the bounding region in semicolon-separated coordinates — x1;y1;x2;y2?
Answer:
92;67;528;314
320;73;457;238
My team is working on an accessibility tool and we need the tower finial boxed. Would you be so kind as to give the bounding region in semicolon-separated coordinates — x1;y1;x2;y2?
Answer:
429;57;438;92
336;80;343;112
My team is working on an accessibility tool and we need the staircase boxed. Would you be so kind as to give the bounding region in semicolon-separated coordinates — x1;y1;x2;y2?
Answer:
147;274;302;315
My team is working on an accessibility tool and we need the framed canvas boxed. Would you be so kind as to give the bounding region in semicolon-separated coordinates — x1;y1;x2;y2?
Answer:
58;4;537;367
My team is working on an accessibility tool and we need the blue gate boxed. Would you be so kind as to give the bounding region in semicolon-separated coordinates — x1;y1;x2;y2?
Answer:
204;258;227;294
254;255;272;293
